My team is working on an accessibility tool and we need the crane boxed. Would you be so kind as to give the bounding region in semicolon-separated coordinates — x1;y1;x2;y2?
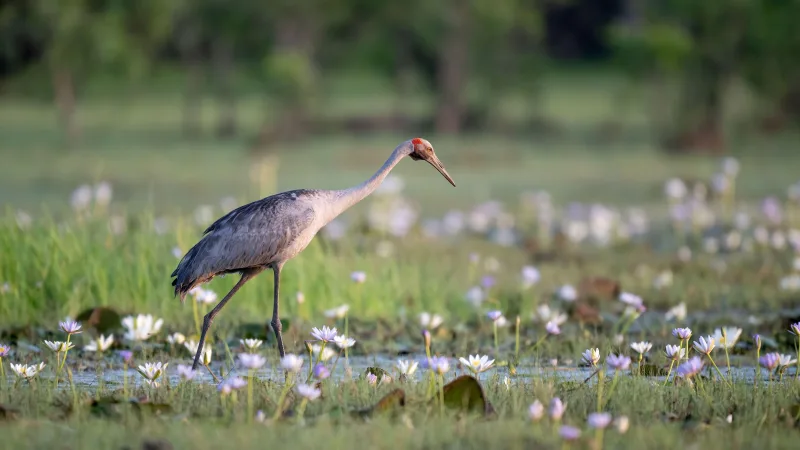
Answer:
171;138;456;370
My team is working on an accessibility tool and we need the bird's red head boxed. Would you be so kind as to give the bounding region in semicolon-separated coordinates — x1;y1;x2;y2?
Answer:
408;137;456;187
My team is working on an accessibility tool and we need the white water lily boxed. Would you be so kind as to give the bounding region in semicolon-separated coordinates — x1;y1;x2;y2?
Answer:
183;340;212;365
137;362;168;387
778;354;798;367
693;336;715;355
122;314;163;341
311;344;336;362
311;326;338;342
239;338;263;351
324;304;350;319
664;302;687;322
535;304;568;325
280;354;305;373
419;312;444;329
630;341;653;355
664;345;685;361
43;340;74;353
10;362;45;380
458;354;495;374
712;327;742;349
238;353;266;370
582;348;601;367
296;383;321;400
166;332;186;345
396;359;419;376
333;335;356;349
83;334;114;352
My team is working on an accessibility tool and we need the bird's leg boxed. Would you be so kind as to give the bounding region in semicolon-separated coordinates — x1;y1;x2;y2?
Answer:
192;270;259;371
270;262;286;358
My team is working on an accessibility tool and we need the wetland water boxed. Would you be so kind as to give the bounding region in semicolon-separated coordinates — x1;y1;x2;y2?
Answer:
9;354;787;388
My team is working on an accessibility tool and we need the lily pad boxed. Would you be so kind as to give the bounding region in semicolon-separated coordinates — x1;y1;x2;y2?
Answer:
0;404;19;421
352;388;406;419
75;307;122;334
441;375;495;417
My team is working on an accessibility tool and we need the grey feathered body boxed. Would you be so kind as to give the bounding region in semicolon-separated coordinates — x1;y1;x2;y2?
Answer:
171;189;335;300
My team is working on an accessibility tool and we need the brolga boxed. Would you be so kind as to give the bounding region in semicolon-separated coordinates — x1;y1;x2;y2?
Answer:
172;138;456;370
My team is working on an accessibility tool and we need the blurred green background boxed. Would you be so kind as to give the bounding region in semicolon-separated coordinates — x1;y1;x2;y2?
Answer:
1;0;799;212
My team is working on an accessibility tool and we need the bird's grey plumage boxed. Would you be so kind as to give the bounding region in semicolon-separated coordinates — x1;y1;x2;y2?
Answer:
170;138;455;370
171;189;322;300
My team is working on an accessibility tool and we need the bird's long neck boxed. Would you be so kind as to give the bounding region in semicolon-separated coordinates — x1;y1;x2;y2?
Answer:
324;145;407;223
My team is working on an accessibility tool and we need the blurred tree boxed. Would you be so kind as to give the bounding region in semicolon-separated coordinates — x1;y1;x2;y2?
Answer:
26;0;178;146
611;0;750;153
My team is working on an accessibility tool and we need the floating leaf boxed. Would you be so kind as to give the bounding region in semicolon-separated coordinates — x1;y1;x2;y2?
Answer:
75;307;122;334
352;389;406;420
0;404;19;421
441;375;494;417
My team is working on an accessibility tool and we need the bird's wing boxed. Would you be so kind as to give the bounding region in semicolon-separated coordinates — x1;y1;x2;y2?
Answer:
172;191;317;297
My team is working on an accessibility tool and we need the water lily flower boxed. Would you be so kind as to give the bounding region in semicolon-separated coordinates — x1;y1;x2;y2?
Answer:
582;348;601;367
176;364;196;381
528;400;544;421
366;373;378;385
619;292;644;311
122;314;164;341
137;362;168;387
311;326;338;342
465;287;484;307
759;352;781;371
296;291;305;304
313;363;330;380
588;412;612;429
350;271;366;284
559;425;581;441
778;354;797;367
59;320;82;335
10;362;45;380
664;302;687;322
753;334;762;352
0;343;10;357
295;383;322;401
192;288;218;305
419;312;444;330
557;284;578;302
166;332;186;345
672;327;692;341
521;266;541;288
184;341;212;365
119;350;133;364
606;354;631;371
280;354;304;373
324;304;350;319
459;354;495;374
614;416;629;433
545;321;561;335
664;345;685;361
693;336;715;355
84;334;114;352
535;304;568;325
43;340;74;353
427;356;450;375
486;310;504;322
240;338;263;352
311;344;336;362
676;356;704;378
171;246;183;259
789;322;800;336
712;327;742;349
630;341;652;355
333;335;356;349
238;353;266;370
218;377;247;395
550;397;567;420
396;359;419;376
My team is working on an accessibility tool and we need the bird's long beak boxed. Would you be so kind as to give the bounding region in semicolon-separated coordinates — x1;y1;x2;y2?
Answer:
427;155;456;187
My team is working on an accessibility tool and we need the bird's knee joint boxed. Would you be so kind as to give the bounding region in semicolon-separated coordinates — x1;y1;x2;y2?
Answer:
270;319;282;333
